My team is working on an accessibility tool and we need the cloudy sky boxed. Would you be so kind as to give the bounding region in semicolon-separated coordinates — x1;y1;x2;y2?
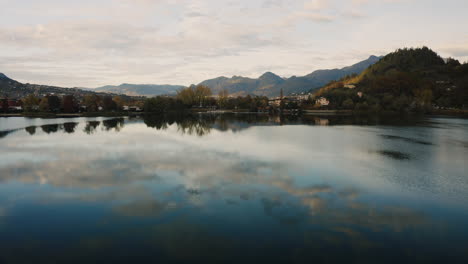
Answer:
0;0;467;87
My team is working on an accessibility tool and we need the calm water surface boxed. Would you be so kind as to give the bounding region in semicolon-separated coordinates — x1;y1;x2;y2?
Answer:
0;114;467;263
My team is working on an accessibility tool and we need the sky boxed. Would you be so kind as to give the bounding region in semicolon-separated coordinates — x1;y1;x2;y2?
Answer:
0;0;467;88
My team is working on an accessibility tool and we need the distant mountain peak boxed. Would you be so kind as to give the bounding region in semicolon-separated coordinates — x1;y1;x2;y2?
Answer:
197;55;381;97
259;72;282;80
367;55;383;62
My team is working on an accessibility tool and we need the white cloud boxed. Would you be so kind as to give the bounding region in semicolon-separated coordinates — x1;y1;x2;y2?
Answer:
304;0;329;11
0;0;466;87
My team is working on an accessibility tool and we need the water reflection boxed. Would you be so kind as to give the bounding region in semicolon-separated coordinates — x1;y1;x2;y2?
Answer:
84;121;101;134
3;119;123;137
381;134;433;145
25;126;36;135
63;122;78;134
0;128;20;138
0;114;456;139
103;118;125;131
0;115;467;262
375;150;412;160
41;124;59;134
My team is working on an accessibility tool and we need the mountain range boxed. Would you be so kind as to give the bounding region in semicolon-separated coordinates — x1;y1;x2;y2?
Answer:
198;55;382;97
93;55;382;97
94;83;185;97
1;55;381;99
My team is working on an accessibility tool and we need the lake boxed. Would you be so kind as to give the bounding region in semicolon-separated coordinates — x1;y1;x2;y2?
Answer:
0;114;467;263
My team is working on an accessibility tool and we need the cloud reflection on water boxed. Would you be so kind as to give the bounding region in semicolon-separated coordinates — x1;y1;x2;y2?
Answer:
0;115;467;262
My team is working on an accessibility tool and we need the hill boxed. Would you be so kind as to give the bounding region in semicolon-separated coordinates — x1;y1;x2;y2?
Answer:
199;55;381;97
0;73;115;99
312;47;468;111
199;73;284;97
95;83;185;97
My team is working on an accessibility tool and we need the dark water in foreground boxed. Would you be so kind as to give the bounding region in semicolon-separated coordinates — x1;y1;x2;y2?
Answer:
0;114;467;263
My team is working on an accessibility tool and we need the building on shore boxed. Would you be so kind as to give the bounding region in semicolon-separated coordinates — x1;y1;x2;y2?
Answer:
315;97;330;106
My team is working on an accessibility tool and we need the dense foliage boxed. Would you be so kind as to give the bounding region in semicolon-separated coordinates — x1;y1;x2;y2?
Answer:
312;47;468;112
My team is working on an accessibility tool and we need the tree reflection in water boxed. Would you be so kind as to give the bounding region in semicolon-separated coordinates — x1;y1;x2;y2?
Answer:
140;113;431;137
25;126;36;135
41;124;59;134
84;121;101;134
63;122;78;134
102;118;125;131
0;114;467;263
0;114;438;140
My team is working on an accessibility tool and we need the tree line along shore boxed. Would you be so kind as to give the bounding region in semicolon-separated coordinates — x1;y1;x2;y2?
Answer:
2;48;467;118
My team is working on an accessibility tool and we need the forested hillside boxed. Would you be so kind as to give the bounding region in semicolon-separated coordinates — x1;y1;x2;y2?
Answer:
313;47;468;111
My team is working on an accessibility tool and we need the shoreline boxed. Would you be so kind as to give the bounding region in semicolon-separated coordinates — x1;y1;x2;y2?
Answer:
1;109;467;118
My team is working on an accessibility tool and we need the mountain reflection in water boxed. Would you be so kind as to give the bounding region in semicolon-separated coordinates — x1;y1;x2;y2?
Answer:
0;114;467;263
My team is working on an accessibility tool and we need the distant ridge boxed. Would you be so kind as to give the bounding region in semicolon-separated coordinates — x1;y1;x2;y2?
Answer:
94;83;185;97
1;55;382;98
86;56;382;98
198;55;382;97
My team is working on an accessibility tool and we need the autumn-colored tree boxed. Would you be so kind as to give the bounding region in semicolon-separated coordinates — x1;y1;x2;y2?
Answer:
176;86;196;106
83;94;101;112
113;96;125;110
194;85;212;107
38;95;61;112
39;97;50;112
22;94;40;112
218;89;229;109
176;85;212;107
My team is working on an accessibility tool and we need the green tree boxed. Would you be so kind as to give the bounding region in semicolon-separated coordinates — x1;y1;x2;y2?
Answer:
144;96;168;114
413;86;433;109
342;98;354;109
102;96;117;111
355;102;369;111
47;95;61;112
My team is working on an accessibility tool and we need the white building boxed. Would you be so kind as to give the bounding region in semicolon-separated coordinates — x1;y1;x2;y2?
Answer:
316;97;330;106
